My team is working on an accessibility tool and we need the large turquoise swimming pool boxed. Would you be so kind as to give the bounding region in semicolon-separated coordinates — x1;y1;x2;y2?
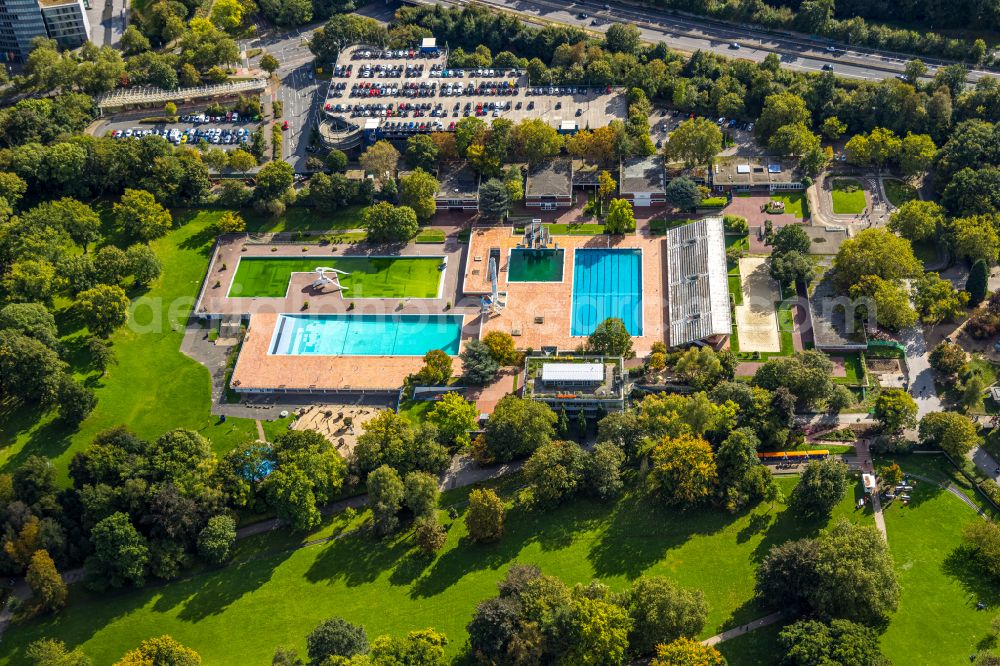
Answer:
571;248;643;336
270;314;464;356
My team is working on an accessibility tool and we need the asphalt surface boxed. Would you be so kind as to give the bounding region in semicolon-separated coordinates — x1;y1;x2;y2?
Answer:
86;0;126;48
409;0;997;84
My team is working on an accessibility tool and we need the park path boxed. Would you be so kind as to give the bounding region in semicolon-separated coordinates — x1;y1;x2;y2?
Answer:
701;612;784;647
907;472;991;520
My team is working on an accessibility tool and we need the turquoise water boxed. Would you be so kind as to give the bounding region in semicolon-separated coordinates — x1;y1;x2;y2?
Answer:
271;314;463;356
571;249;643;336
508;249;565;282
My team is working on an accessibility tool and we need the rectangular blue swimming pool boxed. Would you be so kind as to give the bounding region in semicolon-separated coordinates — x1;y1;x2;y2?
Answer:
270;314;464;356
571;249;643;336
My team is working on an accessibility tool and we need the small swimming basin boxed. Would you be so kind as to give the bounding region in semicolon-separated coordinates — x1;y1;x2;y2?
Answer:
270;314;463;356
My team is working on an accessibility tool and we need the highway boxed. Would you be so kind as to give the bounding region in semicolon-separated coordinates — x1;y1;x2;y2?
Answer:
407;0;997;84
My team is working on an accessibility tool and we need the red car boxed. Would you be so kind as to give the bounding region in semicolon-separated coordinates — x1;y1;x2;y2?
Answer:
282;121;289;130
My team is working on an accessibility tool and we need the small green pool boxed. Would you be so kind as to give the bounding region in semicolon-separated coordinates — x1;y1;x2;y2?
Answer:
507;249;564;282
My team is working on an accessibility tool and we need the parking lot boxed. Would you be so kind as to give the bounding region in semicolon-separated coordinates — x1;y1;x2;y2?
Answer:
319;44;626;141
100;112;260;150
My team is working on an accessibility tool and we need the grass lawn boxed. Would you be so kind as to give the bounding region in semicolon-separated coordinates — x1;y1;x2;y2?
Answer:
939;356;998;414
882;179;917;207
833;352;865;386
243;206;364;233
879;455;999;664
415;229;446;243
227;256;444;298
0;214;260;484
768;193;807;220
728;276;744;306
649;218;696;235
546;223;607;235
830;179;867;215
0;475;871;664
397;399;435;425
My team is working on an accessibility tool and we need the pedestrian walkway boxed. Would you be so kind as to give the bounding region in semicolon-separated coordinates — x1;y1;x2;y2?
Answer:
968;446;1000;484
702;612;783;646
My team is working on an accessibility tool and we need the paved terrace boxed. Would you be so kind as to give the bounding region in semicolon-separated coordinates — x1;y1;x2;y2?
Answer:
229;311;479;392
195;234;467;317
465;226;668;353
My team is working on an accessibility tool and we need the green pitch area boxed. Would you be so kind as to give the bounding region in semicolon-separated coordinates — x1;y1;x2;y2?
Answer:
227;256;444;298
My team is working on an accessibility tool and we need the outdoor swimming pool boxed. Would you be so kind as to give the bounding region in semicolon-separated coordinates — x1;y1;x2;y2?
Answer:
571;248;643;336
507;249;565;282
270;314;464;356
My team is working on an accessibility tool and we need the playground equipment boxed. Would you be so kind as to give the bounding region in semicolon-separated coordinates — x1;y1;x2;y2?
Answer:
310;267;350;291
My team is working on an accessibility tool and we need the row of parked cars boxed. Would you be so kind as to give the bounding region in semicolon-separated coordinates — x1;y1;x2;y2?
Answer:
428;65;522;78
178;112;247;123
346;81;440;98
380;120;448;135
357;63;425;79
110;127;251;146
352;49;440;60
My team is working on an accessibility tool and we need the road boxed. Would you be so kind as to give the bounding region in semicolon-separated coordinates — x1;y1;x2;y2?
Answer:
86;0;127;48
408;0;996;83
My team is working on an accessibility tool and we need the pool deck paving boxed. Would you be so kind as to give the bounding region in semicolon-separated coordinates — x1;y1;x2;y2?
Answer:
466;226;669;353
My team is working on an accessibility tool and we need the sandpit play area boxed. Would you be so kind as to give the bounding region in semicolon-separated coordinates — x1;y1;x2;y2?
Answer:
734;257;781;353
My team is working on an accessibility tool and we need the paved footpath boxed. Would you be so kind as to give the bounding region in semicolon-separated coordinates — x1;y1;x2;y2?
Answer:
702;612;784;646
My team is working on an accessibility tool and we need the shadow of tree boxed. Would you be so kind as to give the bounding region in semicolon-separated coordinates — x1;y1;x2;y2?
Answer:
737;512;773;544
942;545;1000;610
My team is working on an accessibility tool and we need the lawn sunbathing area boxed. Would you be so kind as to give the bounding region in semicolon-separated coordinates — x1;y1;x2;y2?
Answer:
1;475;870;664
0;213;260;484
768;193;807;220
227;256;444;298
831;179;867;215
882;179;917;207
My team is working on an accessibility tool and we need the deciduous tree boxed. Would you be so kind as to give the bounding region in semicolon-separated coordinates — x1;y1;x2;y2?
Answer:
466;488;505;542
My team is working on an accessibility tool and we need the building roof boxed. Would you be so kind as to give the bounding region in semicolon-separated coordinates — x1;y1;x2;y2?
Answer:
39;0;78;8
664;162;708;183
525;158;573;198
713;157;803;188
435;161;480;200
572;159;601;186
665;217;732;346
620;155;665;195
421;37;437;48
541;362;604;383
808;274;868;349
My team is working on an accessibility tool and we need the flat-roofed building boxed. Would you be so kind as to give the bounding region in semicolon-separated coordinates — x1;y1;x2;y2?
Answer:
807;273;868;352
665;217;732;347
435;161;480;210
712;156;805;193
619;155;665;207
525;157;573;210
39;0;89;48
524;355;626;413
0;0;46;62
664;162;708;187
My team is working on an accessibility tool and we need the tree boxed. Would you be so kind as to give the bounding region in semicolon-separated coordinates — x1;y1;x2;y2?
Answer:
369;628;448;664
849;275;917;331
821;116;847;141
919;411;979;458
26;639;91;666
752;350;835;409
259;53;280;75
930;341;967;378
58;375;96;426
605;23;641;54
405;134;439;172
756;520;899;624
0;302;58;348
913;272;968;325
483;395;556;462
651;638;725;666
353;410;448;477
26;548;67;613
769;250;814;286
524;440;587;506
164;101;177;118
255;160;294;200
403;470;439;517
627;576;708;655
597;170;617;204
665;118;723;167
368;464;405;535
0;330;66;404
588;317;634;358
674;346;726;390
778;619;889;666
716;428;769;511
215;211;247;234
229;149;257;177
414;514;447;555
482;330;518;365
84;512;149;589
479;178;510;221
904;58;928;84
114;636;200;666
113;189;172;241
325;149;348;173
771;224;812;255
460;339;500;385
307;617;369;663
512;119;563;165
952;215;1000;265
362;202;419;243
359;140;400;182
126;244;162;286
428;392;477;448
968;259;990;306
415;349;452;385
649;434;718;507
888;200;943;242
197;515;236;565
832;228;922;290
76;284;129;337
756;92;811;143
789;459;848;518
665;176;701;210
585;442;626;500
605;198;636;235
900;133;937;178
399;168;440;222
769;123;821;158
874;388;918;432
466;488;505;542
964;520;1000;578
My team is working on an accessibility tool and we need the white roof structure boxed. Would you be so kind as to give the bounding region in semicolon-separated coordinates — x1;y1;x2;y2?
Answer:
863;473;877;492
364;118;380;130
541;363;604;383
560;120;578;132
421;37;437;48
665;217;732;346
